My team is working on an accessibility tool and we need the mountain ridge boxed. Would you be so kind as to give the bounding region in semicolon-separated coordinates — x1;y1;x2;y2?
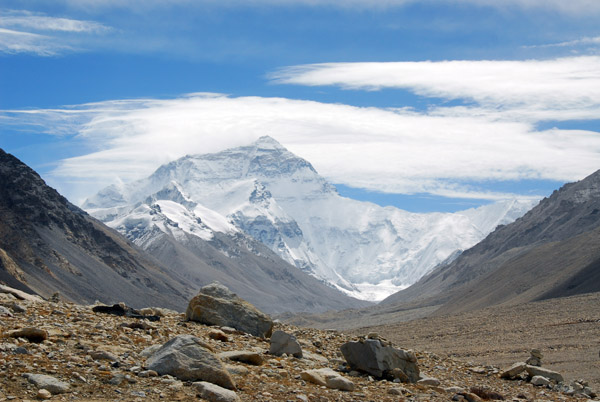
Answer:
86;136;537;301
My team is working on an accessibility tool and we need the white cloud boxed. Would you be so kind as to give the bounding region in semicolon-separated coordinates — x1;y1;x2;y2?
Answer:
0;27;72;56
270;57;600;122
0;10;111;33
0;11;111;56
4;93;599;204
524;36;600;49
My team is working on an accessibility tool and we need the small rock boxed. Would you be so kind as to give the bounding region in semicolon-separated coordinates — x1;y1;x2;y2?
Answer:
108;374;125;386
269;330;302;358
301;368;355;391
208;329;229;342
9;328;48;343
418;376;441;386
0;306;13;317
36;389;52;400
24;373;70;394
90;350;119;361
218;350;263;366
225;364;249;376
460;392;484;402
193;381;240;402
138;370;158;378
531;375;551;387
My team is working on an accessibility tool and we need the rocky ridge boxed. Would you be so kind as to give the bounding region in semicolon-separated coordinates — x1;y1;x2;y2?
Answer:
1;290;597;401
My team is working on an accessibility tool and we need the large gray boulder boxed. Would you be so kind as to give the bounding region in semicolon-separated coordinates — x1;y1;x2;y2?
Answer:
340;339;420;382
145;335;236;390
185;283;273;338
269;330;302;358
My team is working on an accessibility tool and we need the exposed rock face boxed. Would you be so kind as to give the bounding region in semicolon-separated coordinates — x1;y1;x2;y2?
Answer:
145;334;236;390
340;339;419;382
0;148;192;310
269;330;303;358
185;283;273;338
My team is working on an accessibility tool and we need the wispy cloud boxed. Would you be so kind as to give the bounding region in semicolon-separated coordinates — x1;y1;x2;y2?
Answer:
55;0;600;14
4;93;599;204
0;10;111;56
524;36;600;49
270;57;600;123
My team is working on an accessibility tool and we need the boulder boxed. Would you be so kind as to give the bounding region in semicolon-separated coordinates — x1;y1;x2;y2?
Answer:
193;381;240;402
340;339;419;382
145;334;236;390
269;330;302;358
500;362;527;379
24;373;70;394
525;365;563;383
185;283;273;338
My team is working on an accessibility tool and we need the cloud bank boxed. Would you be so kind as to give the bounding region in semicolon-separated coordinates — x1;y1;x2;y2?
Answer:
271;56;600;123
4;91;599;205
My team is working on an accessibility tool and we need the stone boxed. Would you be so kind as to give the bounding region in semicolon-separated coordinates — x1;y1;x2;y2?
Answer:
418;376;441;386
525;349;543;366
301;368;355;391
208;329;229;342
193;381;240;402
460;392;484;402
140;344;162;357
145;334;236;390
531;375;551;386
92;302;160;321
340;339;420;382
8;327;48;343
500;362;527;379
90;350;119;361
225;364;249;376
269;330;302;358
36;389;52;400
0;306;13;317
525;365;563;383
218;350;264;366
390;367;409;382
185;282;273;338
24;374;70;394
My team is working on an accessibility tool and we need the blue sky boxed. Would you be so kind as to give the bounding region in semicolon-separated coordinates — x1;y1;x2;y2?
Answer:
1;1;599;212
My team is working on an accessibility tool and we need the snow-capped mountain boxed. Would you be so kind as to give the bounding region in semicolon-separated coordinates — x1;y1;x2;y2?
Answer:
85;136;536;301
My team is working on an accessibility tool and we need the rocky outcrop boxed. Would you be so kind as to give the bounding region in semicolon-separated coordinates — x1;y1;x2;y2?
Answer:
185;283;273;338
145;334;236;390
340;338;419;382
269;330;302;358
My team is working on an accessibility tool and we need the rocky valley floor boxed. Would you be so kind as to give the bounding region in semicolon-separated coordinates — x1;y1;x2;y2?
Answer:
347;293;600;393
1;291;598;401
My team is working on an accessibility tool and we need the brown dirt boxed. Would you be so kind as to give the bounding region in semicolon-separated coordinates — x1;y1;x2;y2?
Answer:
348;292;600;391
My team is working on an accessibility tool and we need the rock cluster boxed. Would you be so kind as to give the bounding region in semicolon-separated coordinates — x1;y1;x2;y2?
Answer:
500;349;597;399
0;288;598;401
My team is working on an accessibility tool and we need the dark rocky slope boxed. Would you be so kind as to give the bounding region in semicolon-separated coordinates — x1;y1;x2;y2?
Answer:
0;148;193;309
381;169;600;315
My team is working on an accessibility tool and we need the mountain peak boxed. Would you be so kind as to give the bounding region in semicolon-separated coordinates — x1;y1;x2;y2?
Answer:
252;136;286;150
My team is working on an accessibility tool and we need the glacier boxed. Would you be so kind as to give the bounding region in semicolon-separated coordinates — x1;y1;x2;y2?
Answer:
84;136;537;301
